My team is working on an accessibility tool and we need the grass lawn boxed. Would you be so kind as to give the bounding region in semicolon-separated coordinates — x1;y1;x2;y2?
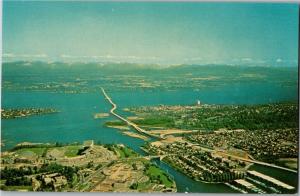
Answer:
0;180;6;186
277;158;298;170
132;116;174;128
113;146;137;158
137;182;152;190
63;145;82;157
15;147;46;158
115;148;125;158
122;146;137;157
1;185;33;191
146;165;173;188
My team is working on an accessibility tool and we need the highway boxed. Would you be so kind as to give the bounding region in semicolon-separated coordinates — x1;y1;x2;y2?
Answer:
222;152;298;173
190;144;297;173
101;88;162;139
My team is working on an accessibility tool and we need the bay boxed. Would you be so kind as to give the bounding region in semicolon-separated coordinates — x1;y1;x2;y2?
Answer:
1;81;298;193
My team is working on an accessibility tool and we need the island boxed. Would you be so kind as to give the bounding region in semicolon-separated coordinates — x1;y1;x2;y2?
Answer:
1;108;58;119
94;113;110;119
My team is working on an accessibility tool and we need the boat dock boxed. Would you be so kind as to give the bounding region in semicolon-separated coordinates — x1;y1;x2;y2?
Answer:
234;179;265;194
247;170;294;190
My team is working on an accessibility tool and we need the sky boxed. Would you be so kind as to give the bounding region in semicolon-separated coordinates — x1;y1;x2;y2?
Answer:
2;2;299;65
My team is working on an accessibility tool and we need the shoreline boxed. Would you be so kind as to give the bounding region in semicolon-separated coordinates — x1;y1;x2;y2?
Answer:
122;131;149;141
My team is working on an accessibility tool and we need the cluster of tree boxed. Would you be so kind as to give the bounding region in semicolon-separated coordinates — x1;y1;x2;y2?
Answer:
1;166;38;179
87;161;94;168
10;144;53;152
1;163;79;188
95;163;102;170
76;146;89;155
194;103;298;131
133;116;174;127
118;146;136;158
105;161;116;168
202;170;245;183
1;167;35;187
137;103;298;131
103;144;115;151
39;163;78;181
5;176;32;186
132;163;137;170
129;182;138;190
148;173;168;185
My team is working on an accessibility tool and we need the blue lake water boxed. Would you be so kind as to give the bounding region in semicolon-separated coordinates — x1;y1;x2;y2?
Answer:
1;91;145;153
1;83;298;193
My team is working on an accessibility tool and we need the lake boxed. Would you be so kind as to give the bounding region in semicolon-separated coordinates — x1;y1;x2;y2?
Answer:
1;83;298;193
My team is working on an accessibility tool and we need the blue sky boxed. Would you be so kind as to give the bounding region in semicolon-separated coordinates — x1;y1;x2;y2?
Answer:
2;2;299;65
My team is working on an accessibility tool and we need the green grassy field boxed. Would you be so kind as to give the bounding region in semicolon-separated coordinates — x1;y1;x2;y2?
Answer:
146;165;173;188
136;182;152;190
1;185;33;191
276;158;298;170
113;145;138;158
15;147;46;158
63;145;82;157
13;145;83;159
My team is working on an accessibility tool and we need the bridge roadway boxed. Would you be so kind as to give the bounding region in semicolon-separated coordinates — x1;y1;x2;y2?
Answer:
101;88;162;139
116;154;177;162
223;153;297;173
188;144;297;173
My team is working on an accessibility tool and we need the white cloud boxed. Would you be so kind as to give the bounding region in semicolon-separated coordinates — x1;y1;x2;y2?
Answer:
3;53;48;58
3;53;16;58
184;57;203;62
241;58;252;62
23;62;32;66
60;54;73;58
60;54;159;61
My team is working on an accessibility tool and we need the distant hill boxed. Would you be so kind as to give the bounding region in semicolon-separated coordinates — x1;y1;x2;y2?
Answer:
2;61;163;76
2;61;298;79
2;61;297;95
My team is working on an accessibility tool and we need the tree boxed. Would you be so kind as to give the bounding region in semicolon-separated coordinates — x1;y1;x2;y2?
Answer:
130;183;138;190
132;163;137;170
87;161;94;168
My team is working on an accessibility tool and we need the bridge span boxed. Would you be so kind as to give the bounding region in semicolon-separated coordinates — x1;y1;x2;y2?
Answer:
101;88;162;139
